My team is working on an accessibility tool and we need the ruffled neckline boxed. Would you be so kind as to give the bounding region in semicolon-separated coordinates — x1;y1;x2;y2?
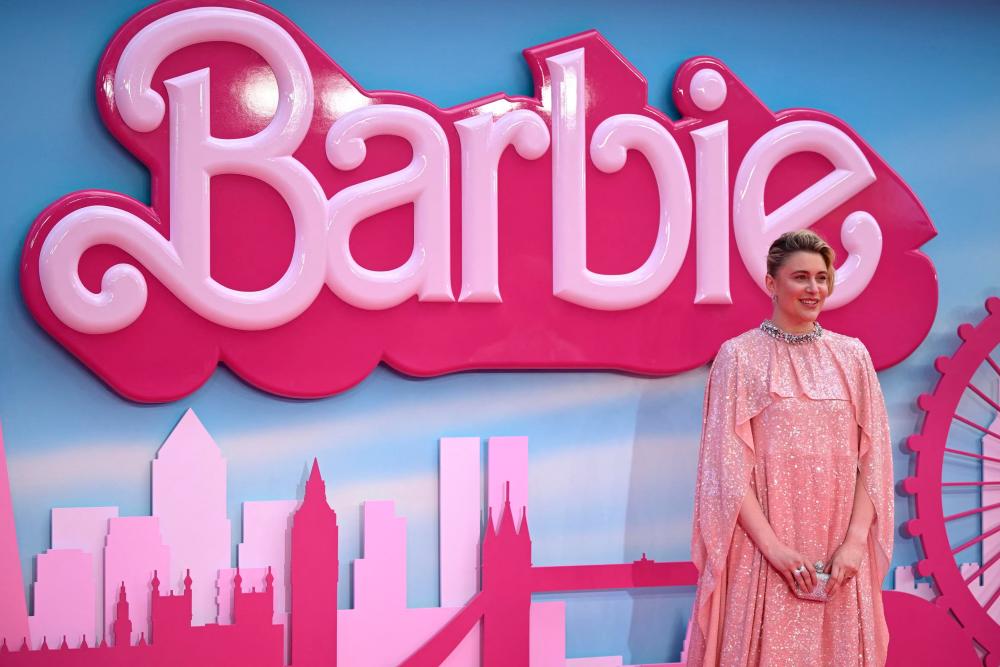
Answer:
729;328;858;430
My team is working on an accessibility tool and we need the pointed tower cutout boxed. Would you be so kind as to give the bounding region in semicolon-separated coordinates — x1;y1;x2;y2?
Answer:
0;422;30;647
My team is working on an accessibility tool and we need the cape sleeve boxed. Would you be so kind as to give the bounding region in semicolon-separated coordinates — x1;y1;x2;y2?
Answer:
851;341;894;583
688;340;757;665
850;341;895;664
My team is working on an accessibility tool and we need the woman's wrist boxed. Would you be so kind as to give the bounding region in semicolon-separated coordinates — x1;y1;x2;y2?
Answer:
843;525;868;546
758;534;781;560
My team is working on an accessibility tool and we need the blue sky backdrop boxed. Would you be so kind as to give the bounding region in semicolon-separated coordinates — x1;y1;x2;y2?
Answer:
1;0;999;662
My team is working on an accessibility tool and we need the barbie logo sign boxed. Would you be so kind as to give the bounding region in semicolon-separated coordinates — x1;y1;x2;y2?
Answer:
20;1;937;402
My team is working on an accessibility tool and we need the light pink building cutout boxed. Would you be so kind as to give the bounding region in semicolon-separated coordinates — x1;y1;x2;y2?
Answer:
440;437;481;607
28;549;94;649
339;499;462;665
439;437;482;666
51;506;118;644
152;409;231;626
529;601;567;667
487;436;528;531
355;501;407;610
239;499;296;623
103;516;169;644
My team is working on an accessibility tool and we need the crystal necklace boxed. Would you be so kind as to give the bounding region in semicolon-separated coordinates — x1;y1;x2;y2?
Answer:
760;319;823;344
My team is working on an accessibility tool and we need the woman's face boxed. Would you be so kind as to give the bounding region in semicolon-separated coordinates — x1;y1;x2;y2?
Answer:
765;251;830;325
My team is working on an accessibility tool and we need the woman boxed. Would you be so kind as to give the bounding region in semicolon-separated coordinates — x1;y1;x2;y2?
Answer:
687;230;894;666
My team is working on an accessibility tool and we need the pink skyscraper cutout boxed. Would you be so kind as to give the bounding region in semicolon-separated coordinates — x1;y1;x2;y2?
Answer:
338;499;466;666
487;437;528;531
238;500;298;663
152;409;231;626
28;548;94;649
238;500;296;624
354;501;407;611
290;460;338;667
530;601;568;667
440;437;482;608
237;498;296;661
440;437;482;667
51;506;118;644
0;422;30;648
103;516;170;644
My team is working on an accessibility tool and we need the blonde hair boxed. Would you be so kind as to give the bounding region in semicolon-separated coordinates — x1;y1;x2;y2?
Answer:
766;230;836;294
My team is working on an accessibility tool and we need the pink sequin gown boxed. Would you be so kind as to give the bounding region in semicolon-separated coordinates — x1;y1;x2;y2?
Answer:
688;328;894;666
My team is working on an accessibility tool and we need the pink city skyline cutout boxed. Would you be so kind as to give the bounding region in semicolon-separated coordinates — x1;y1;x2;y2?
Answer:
0;410;986;665
0;411;696;666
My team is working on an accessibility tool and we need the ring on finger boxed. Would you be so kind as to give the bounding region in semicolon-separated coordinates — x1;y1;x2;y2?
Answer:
794;565;806;575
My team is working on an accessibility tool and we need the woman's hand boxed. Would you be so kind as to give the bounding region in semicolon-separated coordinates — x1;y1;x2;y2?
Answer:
825;538;865;598
762;539;816;595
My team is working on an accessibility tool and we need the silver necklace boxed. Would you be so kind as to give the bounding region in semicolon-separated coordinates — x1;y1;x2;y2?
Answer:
760;319;823;344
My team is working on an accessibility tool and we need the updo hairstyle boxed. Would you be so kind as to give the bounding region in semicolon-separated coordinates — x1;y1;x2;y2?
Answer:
766;230;836;295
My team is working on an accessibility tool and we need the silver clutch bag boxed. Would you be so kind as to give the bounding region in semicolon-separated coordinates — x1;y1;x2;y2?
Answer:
795;561;831;602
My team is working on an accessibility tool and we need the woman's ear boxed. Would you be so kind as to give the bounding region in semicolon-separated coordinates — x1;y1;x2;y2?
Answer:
764;273;776;298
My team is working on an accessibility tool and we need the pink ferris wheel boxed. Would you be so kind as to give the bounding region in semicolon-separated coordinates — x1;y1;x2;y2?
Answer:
905;297;1000;664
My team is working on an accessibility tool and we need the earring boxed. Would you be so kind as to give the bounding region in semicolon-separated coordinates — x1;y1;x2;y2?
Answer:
770;293;777;303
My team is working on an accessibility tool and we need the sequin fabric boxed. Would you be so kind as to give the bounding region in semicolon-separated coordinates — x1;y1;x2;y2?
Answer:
687;328;893;666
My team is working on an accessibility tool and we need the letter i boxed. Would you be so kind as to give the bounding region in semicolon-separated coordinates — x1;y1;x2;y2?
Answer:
691;121;731;304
